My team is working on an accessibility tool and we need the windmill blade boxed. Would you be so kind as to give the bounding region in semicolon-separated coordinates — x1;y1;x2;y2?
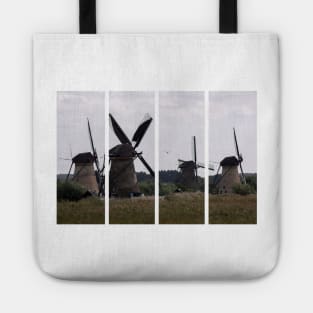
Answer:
132;115;153;149
100;153;105;174
109;114;132;145
196;162;215;171
66;162;74;181
98;178;105;197
192;136;198;179
136;154;155;177
233;128;246;183
178;159;188;163
87;119;100;172
233;128;241;160
193;136;197;164
213;165;221;186
239;163;247;184
87;119;96;153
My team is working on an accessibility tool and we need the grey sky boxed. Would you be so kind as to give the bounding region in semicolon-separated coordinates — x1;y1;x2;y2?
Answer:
57;92;105;174
109;91;155;174
57;91;256;176
159;92;205;176
209;91;257;174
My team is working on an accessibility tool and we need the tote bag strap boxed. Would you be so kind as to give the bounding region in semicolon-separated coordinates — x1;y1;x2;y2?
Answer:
79;0;238;34
79;0;96;34
220;0;237;33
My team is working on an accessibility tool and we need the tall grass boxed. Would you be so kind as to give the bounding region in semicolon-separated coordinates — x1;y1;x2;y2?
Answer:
57;193;257;225
57;197;104;224
159;192;204;224
209;194;257;224
109;197;155;224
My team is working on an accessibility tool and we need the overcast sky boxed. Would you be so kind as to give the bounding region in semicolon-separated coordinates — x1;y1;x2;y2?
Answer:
159;92;205;176
209;91;257;174
57;92;105;174
57;91;256;176
109;92;155;174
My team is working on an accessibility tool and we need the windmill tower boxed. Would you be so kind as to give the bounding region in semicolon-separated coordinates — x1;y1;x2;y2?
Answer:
65;119;105;195
69;152;99;194
178;136;214;190
109;113;154;198
214;128;247;194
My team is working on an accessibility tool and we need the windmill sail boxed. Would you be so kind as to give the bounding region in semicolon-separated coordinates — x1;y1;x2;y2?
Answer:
109;114;132;145
233;128;246;184
110;113;155;177
87;119;105;195
193;136;198;179
66;162;74;181
137;154;155;177
87;119;100;172
132;114;153;149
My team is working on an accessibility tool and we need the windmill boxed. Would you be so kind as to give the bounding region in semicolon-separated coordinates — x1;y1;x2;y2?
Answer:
64;119;105;195
109;113;154;198
213;128;246;194
66;152;99;194
177;136;214;190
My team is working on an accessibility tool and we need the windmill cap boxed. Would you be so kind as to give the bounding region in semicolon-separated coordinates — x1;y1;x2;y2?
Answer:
220;156;240;166
110;144;136;158
72;152;95;164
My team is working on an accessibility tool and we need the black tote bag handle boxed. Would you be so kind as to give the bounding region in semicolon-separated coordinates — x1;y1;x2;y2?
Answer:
219;0;237;33
79;0;96;34
79;0;237;34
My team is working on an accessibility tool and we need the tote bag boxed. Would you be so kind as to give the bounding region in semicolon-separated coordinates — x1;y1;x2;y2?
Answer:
33;0;280;280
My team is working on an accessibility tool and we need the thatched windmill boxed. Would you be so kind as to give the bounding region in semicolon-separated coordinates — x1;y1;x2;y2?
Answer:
213;128;247;194
109;113;154;198
178;136;214;190
65;119;105;195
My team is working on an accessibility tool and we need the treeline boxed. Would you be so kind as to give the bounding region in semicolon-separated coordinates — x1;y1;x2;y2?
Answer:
137;170;180;183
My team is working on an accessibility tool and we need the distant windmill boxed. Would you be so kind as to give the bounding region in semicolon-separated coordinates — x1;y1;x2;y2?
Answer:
178;136;214;189
213;128;246;194
109;113;154;198
65;119;105;195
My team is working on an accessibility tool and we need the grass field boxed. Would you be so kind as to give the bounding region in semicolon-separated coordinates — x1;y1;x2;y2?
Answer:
57;193;257;224
209;194;257;224
57;197;104;224
109;197;155;224
159;192;204;224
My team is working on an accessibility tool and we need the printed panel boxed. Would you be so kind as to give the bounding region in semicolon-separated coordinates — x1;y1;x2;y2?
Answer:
159;92;205;224
57;92;105;224
209;92;257;224
109;92;155;224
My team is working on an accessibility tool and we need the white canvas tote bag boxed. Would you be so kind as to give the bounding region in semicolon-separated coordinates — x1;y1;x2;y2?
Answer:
33;0;280;280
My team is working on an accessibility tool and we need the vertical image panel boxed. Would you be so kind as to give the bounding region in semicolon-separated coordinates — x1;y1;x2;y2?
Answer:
57;92;105;224
109;92;155;224
159;92;205;224
209;91;257;224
